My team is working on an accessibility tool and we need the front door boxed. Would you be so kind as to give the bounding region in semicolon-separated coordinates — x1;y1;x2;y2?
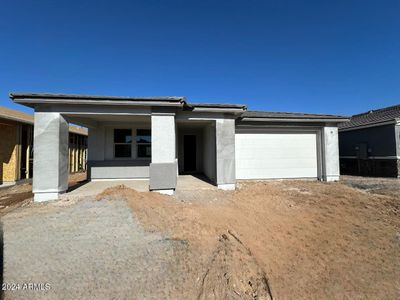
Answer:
183;135;196;172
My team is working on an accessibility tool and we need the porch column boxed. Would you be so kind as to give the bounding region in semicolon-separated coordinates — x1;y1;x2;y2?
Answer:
395;125;400;178
33;112;69;201
216;118;236;190
321;126;340;182
150;113;177;195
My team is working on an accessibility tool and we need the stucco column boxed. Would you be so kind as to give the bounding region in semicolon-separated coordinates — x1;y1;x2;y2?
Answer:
395;125;400;178
149;113;177;194
322;126;340;182
33;112;69;201
216;118;236;190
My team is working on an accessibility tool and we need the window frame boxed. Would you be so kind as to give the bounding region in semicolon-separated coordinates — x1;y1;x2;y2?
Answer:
136;129;151;159
113;128;132;159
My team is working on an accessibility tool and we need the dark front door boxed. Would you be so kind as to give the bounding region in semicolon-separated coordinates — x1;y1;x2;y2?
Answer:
184;135;196;172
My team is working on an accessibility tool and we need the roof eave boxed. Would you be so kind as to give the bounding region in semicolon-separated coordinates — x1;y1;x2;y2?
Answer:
190;107;246;114
241;117;349;123
184;103;247;114
10;92;186;102
11;97;185;108
0;115;34;125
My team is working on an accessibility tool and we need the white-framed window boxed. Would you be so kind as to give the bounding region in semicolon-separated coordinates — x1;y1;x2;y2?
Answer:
136;129;151;158
114;129;132;158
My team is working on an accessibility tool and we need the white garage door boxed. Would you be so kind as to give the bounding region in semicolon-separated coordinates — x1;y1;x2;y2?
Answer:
235;132;318;179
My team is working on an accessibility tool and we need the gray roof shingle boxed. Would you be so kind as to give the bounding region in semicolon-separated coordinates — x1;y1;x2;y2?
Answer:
339;104;400;129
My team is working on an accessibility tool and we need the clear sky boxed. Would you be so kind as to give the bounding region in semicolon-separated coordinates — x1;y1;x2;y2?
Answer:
1;0;399;115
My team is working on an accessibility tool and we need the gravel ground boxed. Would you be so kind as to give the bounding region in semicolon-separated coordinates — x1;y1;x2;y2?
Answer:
341;175;400;197
2;197;189;300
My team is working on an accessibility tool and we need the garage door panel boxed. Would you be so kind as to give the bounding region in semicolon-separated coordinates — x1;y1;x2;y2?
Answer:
235;132;318;179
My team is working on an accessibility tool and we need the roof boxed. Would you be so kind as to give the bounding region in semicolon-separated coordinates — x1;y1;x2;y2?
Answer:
339;104;400;130
0;105;33;124
187;103;247;109
9;92;348;122
0;105;88;136
241;110;348;122
10;92;186;108
184;102;247;114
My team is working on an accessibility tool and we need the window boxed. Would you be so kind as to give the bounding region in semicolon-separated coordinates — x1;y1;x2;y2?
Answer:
114;129;132;158
136;129;151;158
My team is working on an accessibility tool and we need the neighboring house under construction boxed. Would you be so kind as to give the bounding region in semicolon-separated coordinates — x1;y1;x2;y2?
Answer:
0;105;87;185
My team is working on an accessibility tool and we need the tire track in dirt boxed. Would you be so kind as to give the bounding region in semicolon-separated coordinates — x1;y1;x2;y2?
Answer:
197;230;273;300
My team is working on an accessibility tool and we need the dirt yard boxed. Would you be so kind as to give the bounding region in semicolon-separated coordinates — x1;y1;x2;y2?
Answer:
0;172;86;215
2;177;399;299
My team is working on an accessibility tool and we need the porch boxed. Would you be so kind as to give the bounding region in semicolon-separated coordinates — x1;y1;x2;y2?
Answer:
65;174;216;198
28;108;235;201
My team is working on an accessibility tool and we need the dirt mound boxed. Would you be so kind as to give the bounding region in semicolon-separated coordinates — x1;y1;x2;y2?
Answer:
96;185;274;299
95;181;400;299
198;231;273;300
96;184;167;202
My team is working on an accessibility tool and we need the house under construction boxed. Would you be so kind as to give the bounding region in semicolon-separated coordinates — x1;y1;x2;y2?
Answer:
0;105;87;185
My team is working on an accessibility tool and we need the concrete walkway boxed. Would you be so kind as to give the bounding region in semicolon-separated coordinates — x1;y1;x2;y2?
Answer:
64;175;215;199
64;179;150;198
176;175;215;190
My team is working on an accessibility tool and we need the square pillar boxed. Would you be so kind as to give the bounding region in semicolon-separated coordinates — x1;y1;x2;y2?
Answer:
395;125;400;178
322;126;340;182
33;112;69;201
150;113;177;194
216;118;236;190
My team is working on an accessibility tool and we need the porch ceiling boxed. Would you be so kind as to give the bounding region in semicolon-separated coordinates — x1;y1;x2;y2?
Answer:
176;119;214;128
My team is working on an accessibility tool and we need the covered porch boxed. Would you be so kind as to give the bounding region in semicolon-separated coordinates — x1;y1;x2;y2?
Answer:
65;174;216;199
10;93;238;201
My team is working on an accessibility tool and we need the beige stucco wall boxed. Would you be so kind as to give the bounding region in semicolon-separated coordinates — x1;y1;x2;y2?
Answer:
0;122;18;183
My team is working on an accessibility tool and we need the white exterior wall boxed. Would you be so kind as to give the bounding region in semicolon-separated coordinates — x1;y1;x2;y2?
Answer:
202;123;216;182
88;125;105;161
216;118;236;188
33;112;69;201
322;126;340;181
151;114;176;163
149;113;177;192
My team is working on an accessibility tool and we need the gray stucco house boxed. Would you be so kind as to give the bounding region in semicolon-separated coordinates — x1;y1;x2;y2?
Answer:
339;104;400;177
10;92;347;202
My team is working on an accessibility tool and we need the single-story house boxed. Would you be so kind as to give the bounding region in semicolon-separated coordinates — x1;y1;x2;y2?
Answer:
10;92;348;202
339;104;400;177
0;105;88;186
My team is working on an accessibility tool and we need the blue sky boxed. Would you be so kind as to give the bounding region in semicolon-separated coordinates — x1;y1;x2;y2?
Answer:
1;0;399;115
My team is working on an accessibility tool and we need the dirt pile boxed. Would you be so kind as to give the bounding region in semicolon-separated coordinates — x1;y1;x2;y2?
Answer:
198;231;273;300
96;181;400;299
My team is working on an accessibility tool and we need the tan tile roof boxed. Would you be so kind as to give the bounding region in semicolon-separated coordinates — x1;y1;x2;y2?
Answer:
0;105;87;136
